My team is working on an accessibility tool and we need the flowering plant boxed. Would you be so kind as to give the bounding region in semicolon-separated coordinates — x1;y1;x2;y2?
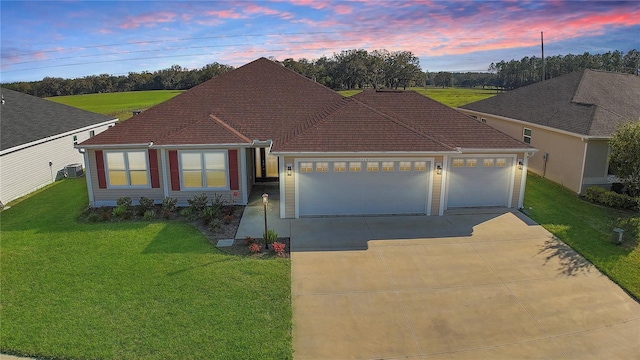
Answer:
250;243;261;254
272;242;286;257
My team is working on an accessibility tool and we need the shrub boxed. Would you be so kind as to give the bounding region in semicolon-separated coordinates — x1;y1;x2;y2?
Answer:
208;218;223;232
272;241;286;257
138;196;155;216
162;197;177;218
86;212;100;223
180;207;198;221
263;229;278;244
116;196;132;209
100;207;112;221
211;194;227;213
250;243;262;254
143;209;156;221
202;206;220;225
584;186;606;203
611;183;625;194
187;193;208;214
112;205;128;219
584;186;640;211
223;214;234;224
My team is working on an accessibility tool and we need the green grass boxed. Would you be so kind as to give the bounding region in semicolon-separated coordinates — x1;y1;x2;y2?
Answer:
0;179;292;359
46;90;183;121
339;87;497;107
411;87;499;107
524;173;640;299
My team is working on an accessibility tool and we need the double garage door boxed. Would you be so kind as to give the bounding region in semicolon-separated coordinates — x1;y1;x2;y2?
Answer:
447;157;513;208
298;159;431;216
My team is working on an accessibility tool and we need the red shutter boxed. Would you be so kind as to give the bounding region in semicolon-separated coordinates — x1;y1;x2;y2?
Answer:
95;150;107;189
228;149;239;191
169;150;180;191
148;149;160;188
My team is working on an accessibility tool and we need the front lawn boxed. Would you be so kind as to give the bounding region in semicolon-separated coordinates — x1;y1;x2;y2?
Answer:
524;173;640;299
0;179;291;359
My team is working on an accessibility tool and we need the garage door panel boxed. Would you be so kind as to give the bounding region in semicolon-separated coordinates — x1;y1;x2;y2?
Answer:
298;160;430;216
448;158;512;208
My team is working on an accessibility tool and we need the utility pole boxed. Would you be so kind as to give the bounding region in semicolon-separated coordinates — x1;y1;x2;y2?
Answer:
541;31;545;81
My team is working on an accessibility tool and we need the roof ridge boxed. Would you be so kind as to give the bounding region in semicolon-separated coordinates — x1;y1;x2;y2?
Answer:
277;97;351;146
209;114;252;143
351;93;458;151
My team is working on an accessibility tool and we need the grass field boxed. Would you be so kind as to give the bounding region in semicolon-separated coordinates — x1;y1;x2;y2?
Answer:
0;179;292;359
47;90;183;121
339;87;497;107
524;173;640;299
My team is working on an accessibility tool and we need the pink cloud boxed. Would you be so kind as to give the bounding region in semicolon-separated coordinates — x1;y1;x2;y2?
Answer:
206;9;245;19
333;4;352;15
120;11;177;29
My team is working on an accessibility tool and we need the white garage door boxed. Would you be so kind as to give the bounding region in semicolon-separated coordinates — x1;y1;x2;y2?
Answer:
447;157;512;208
298;160;431;216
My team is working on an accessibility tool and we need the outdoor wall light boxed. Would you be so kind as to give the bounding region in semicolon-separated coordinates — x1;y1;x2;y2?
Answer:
287;164;292;176
436;164;443;175
518;160;524;170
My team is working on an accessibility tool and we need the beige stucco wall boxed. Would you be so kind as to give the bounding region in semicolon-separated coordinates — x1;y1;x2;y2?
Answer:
460;111;586;193
582;139;611;190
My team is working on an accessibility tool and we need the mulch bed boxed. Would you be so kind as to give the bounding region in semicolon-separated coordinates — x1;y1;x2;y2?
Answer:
81;204;290;257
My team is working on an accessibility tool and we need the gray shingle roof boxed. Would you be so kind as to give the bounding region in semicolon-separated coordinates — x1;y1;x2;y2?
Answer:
1;88;116;151
460;70;640;137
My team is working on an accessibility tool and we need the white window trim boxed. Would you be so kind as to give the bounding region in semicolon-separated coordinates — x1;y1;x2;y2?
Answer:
523;128;532;144
104;150;151;189
178;150;229;191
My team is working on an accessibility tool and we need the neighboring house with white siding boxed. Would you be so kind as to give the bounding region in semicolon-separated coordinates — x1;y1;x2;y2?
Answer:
459;70;640;194
77;58;535;218
0;88;117;206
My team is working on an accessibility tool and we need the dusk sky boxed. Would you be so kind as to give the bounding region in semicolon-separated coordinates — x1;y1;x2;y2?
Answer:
2;0;639;83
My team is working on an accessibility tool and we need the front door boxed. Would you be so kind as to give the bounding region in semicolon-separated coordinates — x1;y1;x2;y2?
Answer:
255;148;279;182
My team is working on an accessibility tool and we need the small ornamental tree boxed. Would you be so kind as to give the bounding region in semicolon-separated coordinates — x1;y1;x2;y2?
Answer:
608;121;640;197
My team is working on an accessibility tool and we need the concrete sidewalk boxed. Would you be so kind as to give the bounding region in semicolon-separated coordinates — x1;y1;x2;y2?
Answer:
291;211;640;359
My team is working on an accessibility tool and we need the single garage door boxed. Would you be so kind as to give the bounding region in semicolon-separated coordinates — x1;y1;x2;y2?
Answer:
447;157;512;208
298;159;431;216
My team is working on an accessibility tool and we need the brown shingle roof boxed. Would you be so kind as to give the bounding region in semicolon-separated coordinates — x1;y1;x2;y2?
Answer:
81;57;344;146
81;58;532;153
273;97;455;152
352;90;531;150
460;69;640;137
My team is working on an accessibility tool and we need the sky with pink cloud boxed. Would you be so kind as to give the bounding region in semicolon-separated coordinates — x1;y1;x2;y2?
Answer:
2;0;639;83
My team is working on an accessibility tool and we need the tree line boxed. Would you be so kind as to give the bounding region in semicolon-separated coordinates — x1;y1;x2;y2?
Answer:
490;49;639;90
3;62;234;97
2;49;638;97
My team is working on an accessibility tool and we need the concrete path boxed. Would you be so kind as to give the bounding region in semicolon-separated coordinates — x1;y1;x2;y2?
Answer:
291;211;640;359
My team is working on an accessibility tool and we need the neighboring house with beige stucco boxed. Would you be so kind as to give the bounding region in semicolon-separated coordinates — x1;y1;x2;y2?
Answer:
459;69;640;194
77;58;534;218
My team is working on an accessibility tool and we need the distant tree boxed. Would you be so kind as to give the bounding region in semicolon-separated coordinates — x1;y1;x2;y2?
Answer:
608;121;640;197
433;72;453;87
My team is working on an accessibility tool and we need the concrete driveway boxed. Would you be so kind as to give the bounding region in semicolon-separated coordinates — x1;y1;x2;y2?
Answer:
291;211;640;359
